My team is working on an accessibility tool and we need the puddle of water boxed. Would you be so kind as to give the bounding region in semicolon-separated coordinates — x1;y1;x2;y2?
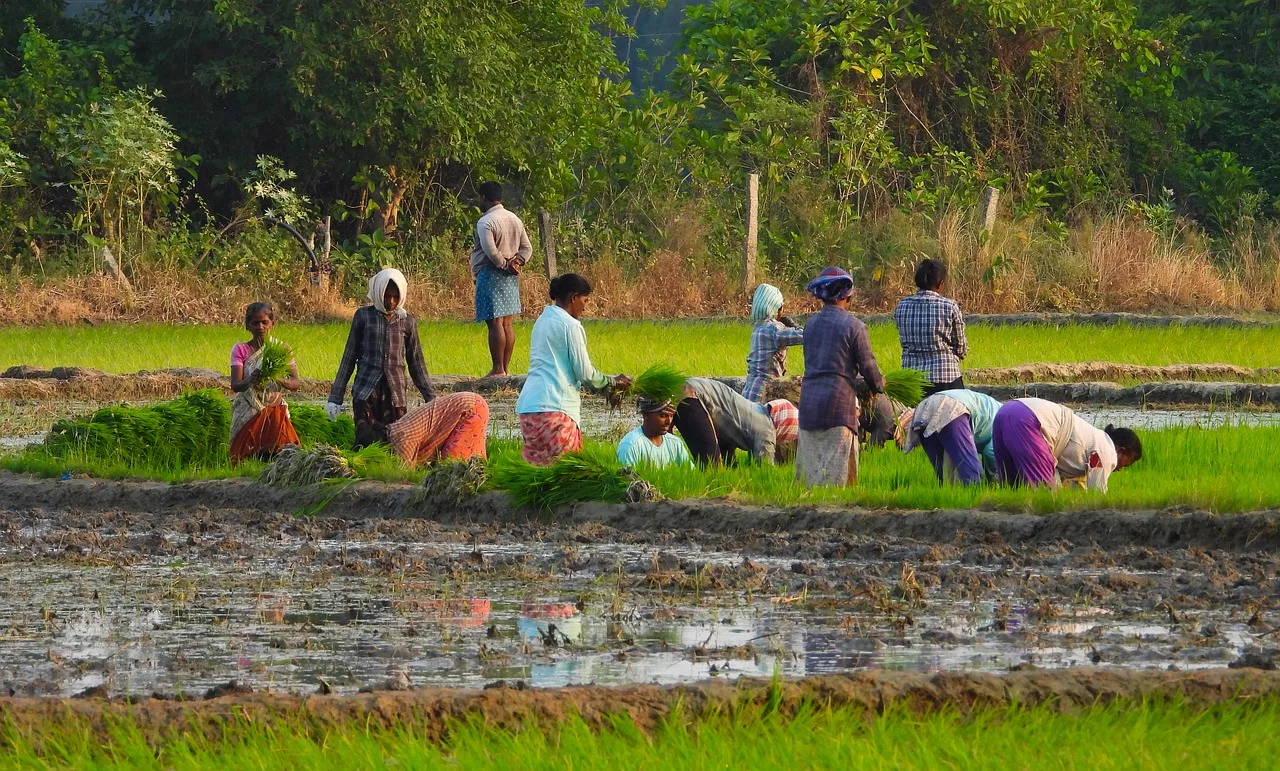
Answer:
0;530;1257;697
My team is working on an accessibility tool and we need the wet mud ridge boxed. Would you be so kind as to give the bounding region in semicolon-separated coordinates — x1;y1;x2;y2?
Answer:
5;471;1280;553
4;669;1280;738
3;364;1279;406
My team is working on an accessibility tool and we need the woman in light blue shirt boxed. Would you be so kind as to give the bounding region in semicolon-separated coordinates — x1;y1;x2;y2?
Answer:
898;388;1001;485
516;274;631;465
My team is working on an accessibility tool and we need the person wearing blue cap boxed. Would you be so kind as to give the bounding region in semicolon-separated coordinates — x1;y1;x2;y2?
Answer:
795;267;885;487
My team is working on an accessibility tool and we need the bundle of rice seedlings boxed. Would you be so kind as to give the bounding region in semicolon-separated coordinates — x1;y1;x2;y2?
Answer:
492;446;651;511
345;442;400;478
255;338;292;387
290;404;356;448
883;369;931;407
420;457;488;507
260;444;355;487
45;389;231;469
630;363;687;406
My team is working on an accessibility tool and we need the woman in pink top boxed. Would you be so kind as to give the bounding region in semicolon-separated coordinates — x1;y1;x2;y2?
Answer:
229;301;302;463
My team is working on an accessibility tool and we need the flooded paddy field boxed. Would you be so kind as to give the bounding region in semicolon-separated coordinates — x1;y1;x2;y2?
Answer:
1;503;1277;699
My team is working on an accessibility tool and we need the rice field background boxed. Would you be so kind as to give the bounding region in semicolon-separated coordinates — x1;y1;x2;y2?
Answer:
3;320;1279;378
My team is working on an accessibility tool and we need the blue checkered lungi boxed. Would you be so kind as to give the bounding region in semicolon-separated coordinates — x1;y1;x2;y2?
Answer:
474;264;522;322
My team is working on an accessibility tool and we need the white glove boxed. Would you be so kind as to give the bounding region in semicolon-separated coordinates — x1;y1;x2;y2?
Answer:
325;402;342;421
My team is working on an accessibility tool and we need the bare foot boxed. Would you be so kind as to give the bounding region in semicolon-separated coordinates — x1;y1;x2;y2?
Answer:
481;370;507;379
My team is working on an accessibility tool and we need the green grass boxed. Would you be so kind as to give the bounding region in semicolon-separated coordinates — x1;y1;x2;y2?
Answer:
6;423;1279;513
1;699;1277;769
3;320;1279;378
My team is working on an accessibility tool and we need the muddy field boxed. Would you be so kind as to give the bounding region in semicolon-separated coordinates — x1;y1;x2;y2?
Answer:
1;479;1279;700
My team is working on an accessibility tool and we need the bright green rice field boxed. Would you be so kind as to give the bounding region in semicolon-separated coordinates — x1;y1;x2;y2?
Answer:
2;320;1279;378
3;699;1277;769
7;425;1278;514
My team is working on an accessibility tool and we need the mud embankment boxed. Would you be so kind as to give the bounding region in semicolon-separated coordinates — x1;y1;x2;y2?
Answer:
3;364;1279;406
4;471;1280;552
3;669;1279;739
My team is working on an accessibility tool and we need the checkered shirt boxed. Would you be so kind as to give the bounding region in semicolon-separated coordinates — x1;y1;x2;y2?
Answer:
744;319;804;402
329;305;434;407
892;290;968;384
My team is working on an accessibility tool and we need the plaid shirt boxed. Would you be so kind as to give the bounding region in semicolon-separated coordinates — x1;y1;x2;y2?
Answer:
329;305;434;407
798;306;885;432
892;290;968;384
743;319;804;402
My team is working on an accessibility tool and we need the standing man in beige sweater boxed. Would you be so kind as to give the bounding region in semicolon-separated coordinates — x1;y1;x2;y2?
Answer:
471;181;533;377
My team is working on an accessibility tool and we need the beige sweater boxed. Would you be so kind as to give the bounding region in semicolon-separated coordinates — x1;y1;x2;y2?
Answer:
470;204;533;276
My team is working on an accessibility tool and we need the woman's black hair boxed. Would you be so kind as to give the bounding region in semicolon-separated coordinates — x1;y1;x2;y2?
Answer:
549;273;592;303
245;301;275;324
1104;424;1143;461
914;259;948;291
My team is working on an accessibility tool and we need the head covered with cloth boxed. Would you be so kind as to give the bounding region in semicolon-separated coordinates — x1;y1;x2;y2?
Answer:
807;267;855;304
751;283;786;323
368;268;409;318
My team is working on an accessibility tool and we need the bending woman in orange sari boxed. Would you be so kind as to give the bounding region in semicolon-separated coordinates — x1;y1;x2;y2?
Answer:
384;391;490;468
230;302;302;463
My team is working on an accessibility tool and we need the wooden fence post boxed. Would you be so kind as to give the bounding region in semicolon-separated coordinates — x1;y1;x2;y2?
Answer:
743;173;759;290
978;186;1000;257
538;209;557;280
319;216;332;291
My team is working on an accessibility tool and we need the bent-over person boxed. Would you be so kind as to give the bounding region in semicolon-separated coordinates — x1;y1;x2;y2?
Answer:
384;392;490;468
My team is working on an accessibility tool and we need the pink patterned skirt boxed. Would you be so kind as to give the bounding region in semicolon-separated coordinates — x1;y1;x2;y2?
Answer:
518;412;583;466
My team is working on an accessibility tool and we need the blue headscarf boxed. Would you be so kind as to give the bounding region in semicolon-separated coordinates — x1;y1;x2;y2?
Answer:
750;283;785;324
806;267;855;303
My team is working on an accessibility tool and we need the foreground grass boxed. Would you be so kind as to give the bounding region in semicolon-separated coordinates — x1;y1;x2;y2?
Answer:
2;699;1277;769
5;424;1278;513
3;320;1279;378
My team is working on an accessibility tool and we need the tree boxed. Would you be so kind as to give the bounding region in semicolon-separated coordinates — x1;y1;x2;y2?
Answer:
117;0;637;231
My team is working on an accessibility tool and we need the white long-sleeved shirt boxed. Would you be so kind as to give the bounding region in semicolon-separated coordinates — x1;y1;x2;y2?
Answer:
1018;398;1118;492
516;305;611;426
470;204;533;275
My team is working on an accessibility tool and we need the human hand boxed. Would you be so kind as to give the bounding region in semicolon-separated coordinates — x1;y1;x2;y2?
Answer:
325;402;342;421
613;375;633;390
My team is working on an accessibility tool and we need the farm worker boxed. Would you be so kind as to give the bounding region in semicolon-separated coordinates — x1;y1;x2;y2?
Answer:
898;389;1003;485
673;377;798;466
379;392;490;469
229;301;301;463
796;267;885;487
893;259;968;397
991;397;1142;492
472;181;532;379
616;396;694;469
516;274;631;466
326;268;435;448
742;283;804;403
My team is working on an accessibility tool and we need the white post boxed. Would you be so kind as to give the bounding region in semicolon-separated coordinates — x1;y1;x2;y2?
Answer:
744;173;759;290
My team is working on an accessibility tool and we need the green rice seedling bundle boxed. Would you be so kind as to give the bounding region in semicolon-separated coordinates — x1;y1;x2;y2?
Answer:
883;369;930;407
290;404;356;448
630;363;687;406
260;444;355;487
254;337;292;386
492;446;648;511
420;457;488;506
45;389;231;469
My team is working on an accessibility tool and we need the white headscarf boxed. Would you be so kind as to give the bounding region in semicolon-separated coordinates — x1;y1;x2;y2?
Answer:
751;283;785;323
368;268;408;318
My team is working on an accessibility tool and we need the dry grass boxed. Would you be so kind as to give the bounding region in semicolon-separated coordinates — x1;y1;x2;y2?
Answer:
3;214;1279;326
